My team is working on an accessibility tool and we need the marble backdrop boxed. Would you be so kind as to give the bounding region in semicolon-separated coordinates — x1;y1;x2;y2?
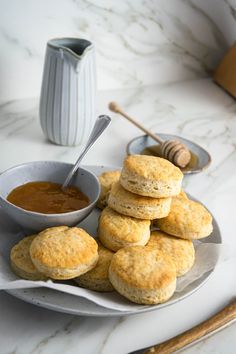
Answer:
0;0;235;102
0;78;236;354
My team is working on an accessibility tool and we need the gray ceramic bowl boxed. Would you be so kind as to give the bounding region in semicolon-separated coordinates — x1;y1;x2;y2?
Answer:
127;133;211;174
0;161;100;231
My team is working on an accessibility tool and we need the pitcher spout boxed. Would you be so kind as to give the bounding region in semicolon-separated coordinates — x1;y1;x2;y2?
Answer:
48;38;93;67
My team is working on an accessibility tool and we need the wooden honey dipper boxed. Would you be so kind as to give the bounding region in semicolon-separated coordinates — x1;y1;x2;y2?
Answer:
109;101;191;168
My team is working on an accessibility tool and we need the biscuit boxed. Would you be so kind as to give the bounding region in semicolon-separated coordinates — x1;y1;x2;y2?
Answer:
120;155;183;198
97;170;121;209
108;182;171;220
30;226;98;280
10;235;47;280
178;189;188;200
146;231;195;276
109;246;176;304
98;207;151;251
156;196;213;239
74;242;114;292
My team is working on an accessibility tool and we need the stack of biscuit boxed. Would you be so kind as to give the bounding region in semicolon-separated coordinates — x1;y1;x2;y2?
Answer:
97;155;184;252
10;154;213;306
96;154;213;305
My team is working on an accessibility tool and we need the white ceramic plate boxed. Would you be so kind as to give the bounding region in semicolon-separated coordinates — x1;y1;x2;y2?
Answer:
6;165;221;317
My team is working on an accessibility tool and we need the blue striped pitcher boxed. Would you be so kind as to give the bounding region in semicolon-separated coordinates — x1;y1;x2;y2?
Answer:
39;38;96;146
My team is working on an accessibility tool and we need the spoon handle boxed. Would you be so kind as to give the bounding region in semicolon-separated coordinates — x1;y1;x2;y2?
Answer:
62;115;111;190
142;299;236;354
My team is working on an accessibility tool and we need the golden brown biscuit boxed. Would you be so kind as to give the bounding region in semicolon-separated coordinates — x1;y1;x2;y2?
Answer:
98;207;151;251
109;246;176;304
97;170;121;209
30;226;98;280
146;231;195;276
108;182;171;220
10;235;47;280
120;155;183;198
156;196;213;239
74;242;114;292
178;189;189;200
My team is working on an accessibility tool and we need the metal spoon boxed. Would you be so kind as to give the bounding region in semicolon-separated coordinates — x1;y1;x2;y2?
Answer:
62;115;111;190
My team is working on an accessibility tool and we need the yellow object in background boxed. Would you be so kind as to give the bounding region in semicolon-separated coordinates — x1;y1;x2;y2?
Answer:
214;43;236;98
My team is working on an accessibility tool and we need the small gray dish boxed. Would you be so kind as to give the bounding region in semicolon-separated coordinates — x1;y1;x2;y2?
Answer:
127;133;211;174
0;161;100;231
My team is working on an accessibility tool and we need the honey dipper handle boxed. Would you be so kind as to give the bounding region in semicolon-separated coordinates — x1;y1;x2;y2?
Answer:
144;299;236;354
109;101;163;145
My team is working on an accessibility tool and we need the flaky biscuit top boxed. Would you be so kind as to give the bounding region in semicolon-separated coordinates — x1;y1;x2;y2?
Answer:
147;230;193;251
146;231;194;270
110;246;176;289
123;155;183;181
160;197;212;233
177;190;189;200
30;227;98;269
110;182;171;206
99;207;150;243
10;235;38;273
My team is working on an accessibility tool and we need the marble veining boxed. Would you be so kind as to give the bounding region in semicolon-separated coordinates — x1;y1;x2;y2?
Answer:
0;0;236;101
0;1;236;351
0;78;236;353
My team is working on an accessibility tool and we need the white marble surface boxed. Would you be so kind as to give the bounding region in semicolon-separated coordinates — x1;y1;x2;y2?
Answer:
0;78;236;353
0;0;236;101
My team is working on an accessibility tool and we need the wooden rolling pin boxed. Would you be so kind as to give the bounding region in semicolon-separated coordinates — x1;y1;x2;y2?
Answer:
109;101;191;168
139;298;236;354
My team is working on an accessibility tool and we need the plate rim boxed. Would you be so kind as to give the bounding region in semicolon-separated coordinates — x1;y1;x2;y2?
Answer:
6;164;221;317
